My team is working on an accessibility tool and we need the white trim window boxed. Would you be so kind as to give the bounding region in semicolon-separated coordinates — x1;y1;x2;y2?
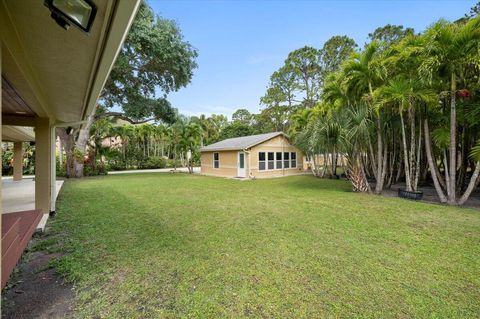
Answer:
267;152;275;170
283;152;290;169
291;152;297;168
213;152;220;168
276;152;282;169
258;152;266;170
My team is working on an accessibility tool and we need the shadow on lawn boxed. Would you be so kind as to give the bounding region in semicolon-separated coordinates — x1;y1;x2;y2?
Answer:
46;183;190;285
277;175;353;192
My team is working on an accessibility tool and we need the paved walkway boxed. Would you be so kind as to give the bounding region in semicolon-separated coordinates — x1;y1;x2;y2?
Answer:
108;167;201;175
2;178;64;214
2;178;64;231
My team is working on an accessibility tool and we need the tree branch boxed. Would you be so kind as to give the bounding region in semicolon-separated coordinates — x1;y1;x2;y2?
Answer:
97;112;155;125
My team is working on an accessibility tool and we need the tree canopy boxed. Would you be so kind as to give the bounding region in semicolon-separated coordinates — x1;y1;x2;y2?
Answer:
101;1;198;124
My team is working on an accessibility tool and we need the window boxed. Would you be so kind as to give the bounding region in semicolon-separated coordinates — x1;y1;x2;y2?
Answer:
258;152;266;171
276;152;282;169
213;152;219;168
291;152;297;168
268;152;275;170
284;152;290;168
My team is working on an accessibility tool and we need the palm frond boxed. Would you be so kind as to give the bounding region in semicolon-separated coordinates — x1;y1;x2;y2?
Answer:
470;140;480;162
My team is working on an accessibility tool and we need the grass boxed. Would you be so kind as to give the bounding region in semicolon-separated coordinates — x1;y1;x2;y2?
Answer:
41;173;480;318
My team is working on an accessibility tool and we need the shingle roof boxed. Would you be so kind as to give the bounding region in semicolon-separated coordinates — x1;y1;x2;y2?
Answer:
200;132;286;152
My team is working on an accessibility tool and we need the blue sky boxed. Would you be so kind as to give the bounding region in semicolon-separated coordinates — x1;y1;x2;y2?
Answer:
149;0;475;119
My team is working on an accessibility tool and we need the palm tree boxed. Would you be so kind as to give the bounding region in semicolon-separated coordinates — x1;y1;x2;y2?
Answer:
418;17;480;204
289;108;312;138
375;77;436;191
460;140;480;205
181;123;203;173
167;121;186;171
343;41;387;194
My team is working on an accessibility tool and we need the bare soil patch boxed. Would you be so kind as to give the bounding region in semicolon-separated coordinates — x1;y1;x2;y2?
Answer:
2;250;74;319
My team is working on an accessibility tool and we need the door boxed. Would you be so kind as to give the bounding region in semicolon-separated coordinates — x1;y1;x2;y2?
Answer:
237;152;246;177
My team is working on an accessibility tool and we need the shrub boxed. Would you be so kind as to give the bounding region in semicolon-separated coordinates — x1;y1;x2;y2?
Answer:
166;159;183;168
83;161;110;176
138;156;167;169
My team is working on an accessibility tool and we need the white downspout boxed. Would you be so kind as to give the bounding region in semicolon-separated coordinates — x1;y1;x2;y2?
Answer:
50;124;56;214
244;148;251;178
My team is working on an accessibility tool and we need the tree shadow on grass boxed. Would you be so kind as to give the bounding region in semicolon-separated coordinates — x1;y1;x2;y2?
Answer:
275;175;353;193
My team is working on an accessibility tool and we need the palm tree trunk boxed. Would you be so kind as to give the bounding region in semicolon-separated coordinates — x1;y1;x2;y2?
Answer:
395;158;403;184
409;104;416;190
400;112;412;191
173;149;177;171
321;153;327;178
380;142;388;189
444;151;451;200
448;72;457;204
360;155;371;193
424;118;447;203
386;143;395;188
413;120;422;191
312;154;319;177
332;148;337;177
458;161;480;205
368;137;378;180
374;116;384;194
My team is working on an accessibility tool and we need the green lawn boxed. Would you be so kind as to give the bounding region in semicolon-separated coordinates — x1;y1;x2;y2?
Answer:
41;174;480;318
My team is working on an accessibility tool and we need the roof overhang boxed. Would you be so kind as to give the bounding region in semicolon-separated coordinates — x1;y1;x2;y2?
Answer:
200;132;289;152
1;0;140;127
2;125;34;142
200;147;244;152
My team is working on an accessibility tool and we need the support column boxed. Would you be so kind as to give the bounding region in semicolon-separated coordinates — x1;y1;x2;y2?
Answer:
50;125;56;214
13;141;23;181
35;117;52;215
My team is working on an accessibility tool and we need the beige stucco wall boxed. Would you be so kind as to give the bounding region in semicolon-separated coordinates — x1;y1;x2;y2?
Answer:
249;135;303;178
200;135;305;179
201;150;239;177
13;141;23;181
35;117;52;214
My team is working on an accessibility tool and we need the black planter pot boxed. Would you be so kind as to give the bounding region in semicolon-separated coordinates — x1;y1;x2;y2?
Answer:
398;188;423;200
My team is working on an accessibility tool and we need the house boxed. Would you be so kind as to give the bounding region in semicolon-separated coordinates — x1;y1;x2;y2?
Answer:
200;132;305;178
1;0;141;288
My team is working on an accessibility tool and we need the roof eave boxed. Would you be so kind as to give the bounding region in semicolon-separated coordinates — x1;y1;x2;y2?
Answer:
200;132;288;152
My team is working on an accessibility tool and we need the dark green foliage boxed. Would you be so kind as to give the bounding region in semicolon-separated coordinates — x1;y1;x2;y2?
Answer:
101;0;198;123
2;142;35;176
466;1;480;19
367;24;414;46
231;108;253;125
83;163;109;176
138;156;167;169
218;121;254;140
320;35;357;75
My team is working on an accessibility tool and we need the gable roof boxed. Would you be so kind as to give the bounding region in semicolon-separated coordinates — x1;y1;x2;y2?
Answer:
200;132;287;152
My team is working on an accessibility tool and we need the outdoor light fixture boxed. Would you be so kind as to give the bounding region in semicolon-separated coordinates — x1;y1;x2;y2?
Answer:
45;0;97;33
